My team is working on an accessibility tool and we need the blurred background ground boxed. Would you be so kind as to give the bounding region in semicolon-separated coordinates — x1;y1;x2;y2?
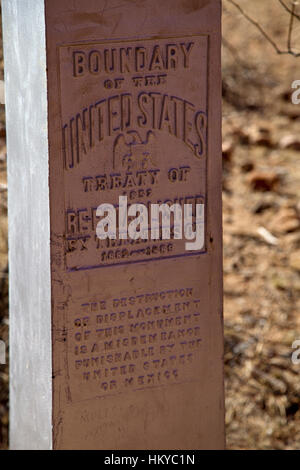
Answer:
1;0;300;450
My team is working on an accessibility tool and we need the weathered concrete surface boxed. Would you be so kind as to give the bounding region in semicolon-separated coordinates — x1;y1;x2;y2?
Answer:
2;0;52;450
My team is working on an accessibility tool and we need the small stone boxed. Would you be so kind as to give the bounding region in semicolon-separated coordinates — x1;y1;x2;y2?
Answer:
234;125;273;147
222;139;234;164
279;135;300;151
247;171;280;192
249;127;273;147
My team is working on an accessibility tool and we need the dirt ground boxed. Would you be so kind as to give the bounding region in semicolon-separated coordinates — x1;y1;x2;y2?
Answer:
1;0;300;450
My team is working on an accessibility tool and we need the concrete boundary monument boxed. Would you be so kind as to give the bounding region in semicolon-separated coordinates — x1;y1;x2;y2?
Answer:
3;0;224;450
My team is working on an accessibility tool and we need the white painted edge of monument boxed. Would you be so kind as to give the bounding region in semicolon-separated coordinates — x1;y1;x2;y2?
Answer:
2;0;52;449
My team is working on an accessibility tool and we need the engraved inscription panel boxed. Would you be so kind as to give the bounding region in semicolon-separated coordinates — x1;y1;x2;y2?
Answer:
59;36;208;271
57;35;210;403
68;282;208;402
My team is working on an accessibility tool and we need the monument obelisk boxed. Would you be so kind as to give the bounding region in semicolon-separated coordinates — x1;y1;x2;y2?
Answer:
3;0;224;450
